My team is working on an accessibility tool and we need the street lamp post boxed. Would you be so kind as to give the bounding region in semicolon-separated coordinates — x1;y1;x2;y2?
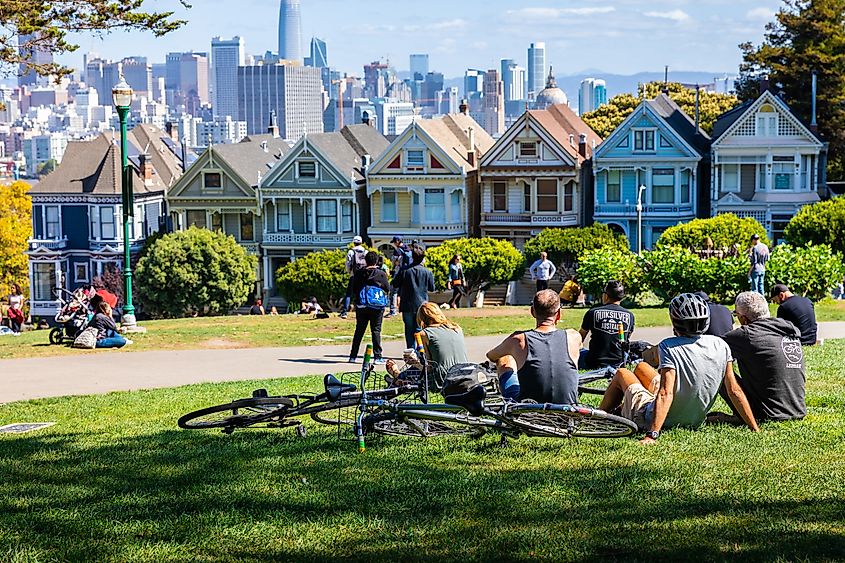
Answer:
636;185;646;255
112;78;137;329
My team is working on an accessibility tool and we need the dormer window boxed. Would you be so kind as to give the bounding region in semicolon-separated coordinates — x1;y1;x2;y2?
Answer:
633;129;655;152
756;104;778;136
298;161;316;178
406;150;425;168
203;172;222;189
519;142;538;158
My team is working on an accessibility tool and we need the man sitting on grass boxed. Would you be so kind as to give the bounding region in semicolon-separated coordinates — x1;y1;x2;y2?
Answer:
599;293;759;444
485;290;581;404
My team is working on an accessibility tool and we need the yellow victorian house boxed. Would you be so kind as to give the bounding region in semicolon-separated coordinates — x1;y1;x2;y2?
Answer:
366;110;493;250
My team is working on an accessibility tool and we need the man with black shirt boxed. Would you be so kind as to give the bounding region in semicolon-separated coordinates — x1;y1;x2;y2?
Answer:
694;291;733;337
771;284;818;345
578;280;635;369
392;244;435;348
720;291;806;422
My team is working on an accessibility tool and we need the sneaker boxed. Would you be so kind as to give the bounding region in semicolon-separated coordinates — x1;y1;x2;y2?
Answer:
384;313;394;319
348;356;357;363
339;313;348;319
124;339;134;346
373;358;386;365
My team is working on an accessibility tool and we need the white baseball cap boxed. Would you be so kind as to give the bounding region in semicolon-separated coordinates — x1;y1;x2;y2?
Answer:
353;235;363;244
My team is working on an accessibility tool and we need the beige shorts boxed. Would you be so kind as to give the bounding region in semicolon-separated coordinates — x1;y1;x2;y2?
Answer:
622;382;656;431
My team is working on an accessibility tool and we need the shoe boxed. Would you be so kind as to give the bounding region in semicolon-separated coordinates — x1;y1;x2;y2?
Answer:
348;356;357;363
124;339;134;346
384;313;394;319
373;358;386;365
339;313;348;319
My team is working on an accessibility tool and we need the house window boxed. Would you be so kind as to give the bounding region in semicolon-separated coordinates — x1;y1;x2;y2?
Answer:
633;130;655;152
773;163;793;190
536;179;558;212
186;210;206;228
492;182;507;212
756;104;778;136
276;204;291;231
203;172;221;189
652;226;667;245
659;135;673;148
100;206;116;239
563;183;574;212
652;169;675;204
316;199;338;233
406;150;424;167
412;192;420;223
45;206;60;238
211;212;222;232
74;262;89;283
722;164;740;192
523;183;531;212
240;213;254;241
341;201;353;233
424;188;446;223
381;191;397;222
451;191;461;223
32;262;56;301
606;170;621;203
519;142;538;158
680;170;691;204
304;201;312;232
298;161;316;178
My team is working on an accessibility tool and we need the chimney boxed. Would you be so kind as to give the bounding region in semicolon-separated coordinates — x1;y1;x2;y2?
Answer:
694;84;701;135
361;110;373;127
759;75;770;95
260;140;268;152
578;133;587;158
361;154;371;172
811;71;818;133
139;153;152;183
267;110;280;138
467;126;475;166
165;122;177;141
180;137;188;173
459;98;469;115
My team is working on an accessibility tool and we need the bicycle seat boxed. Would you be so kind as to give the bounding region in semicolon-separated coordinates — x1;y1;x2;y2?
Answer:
443;384;487;417
324;374;356;402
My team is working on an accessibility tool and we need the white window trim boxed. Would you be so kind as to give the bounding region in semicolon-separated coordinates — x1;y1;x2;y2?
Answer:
606;170;622;203
297;161;318;181
404;149;426;171
43;204;62;240
422;188;447;224
632;128;657;153
518;141;539;159
491;181;508;212
535;177;559;214
202;169;224;191
74;262;90;283
651;168;676;205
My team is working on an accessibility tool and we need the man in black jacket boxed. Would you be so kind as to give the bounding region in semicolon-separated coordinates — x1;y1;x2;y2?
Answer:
771;284;818;345
392;244;435;348
349;251;391;363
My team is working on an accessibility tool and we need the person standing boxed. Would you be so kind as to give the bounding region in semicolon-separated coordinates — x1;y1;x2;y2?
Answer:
748;234;769;295
386;236;412;318
392;244;435;348
770;284;818;345
7;283;25;333
447;254;466;309
529;252;556;292
349;251;391;364
340;236;367;319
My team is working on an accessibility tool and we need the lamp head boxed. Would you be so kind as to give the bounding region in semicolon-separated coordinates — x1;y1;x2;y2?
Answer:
112;78;133;108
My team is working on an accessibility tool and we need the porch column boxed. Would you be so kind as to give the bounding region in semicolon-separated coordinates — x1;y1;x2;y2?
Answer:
262;254;271;292
336;197;342;234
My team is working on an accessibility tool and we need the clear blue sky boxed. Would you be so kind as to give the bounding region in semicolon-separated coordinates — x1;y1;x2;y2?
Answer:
57;0;784;78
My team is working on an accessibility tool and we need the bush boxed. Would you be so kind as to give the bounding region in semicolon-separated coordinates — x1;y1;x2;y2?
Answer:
656;214;769;249
135;227;257;317
766;244;845;301
577;248;645;298
784;197;845;255
425;238;524;292
523;224;629;266
276;249;349;311
640;247;747;303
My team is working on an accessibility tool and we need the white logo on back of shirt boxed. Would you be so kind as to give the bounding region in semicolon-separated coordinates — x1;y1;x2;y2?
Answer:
781;337;803;368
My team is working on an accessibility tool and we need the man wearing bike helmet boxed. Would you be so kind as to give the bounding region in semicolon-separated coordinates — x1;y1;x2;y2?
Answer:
599;293;759;444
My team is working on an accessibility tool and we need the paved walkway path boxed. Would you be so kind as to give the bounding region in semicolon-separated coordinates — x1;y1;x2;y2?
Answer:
3;322;844;404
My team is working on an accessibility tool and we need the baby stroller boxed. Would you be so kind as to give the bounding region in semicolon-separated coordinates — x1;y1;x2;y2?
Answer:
49;287;93;345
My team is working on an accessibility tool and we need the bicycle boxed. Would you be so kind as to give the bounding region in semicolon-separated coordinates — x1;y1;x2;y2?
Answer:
577;340;654;396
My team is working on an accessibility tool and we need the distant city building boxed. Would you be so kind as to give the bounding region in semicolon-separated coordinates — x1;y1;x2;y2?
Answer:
482;69;505;137
23;132;68;176
410;54;429;80
196;117;248;146
422;72;444;109
212;36;246;119
373;99;415;136
120;57;153;99
527;42;546;98
578;77;607;115
237;63;323;137
464;69;484;101
165;51;210;115
363;61;390;99
534;67;568;109
278;0;303;62
305;37;328;68
501;59;526;102
18;33;54;87
85;55;122;106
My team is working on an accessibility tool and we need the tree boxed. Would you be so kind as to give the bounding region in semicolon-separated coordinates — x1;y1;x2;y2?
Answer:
766;244;845;300
784;196;845;254
135;227;256;318
737;0;845;180
656;214;770;250
425;238;524;294
276;249;349;312
581;82;740;139
1;1;189;81
36;159;57;176
523;224;629;267
0;181;32;299
577;248;645;299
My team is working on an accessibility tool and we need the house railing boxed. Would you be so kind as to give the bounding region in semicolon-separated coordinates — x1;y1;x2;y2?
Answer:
28;237;68;251
595;204;694;215
240;242;260;254
263;233;351;245
481;213;532;223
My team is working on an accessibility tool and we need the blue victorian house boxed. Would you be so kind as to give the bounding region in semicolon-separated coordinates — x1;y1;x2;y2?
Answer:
592;93;710;250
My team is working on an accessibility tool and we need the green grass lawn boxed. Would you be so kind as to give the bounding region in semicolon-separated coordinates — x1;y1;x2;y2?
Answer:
1;341;844;562
3;299;845;360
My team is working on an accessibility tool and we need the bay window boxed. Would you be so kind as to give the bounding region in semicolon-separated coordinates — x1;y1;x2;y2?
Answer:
100;206;116;239
652;169;675;204
722;164;739;192
240;213;254;241
45;206;60;238
451;191;461;223
381;191;397;222
316;199;338;233
606;170;621;203
32;263;56;301
563;182;574;212
680;170;691;204
424;189;445;223
341;201;353;233
492;182;507;212
276;203;291;231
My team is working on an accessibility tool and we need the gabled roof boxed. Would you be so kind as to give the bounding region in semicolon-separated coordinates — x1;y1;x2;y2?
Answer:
527;103;603;162
212;135;289;186
711;89;824;146
129;124;194;187
308;124;389;182
711;100;753;141
647;93;711;154
413;113;494;172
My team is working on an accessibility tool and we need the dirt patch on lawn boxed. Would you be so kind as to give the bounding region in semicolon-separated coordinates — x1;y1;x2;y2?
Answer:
201;338;250;349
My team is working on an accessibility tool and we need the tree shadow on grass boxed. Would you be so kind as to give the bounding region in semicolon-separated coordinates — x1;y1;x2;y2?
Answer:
0;429;843;562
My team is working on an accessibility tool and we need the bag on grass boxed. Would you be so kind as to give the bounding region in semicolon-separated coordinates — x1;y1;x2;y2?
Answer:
72;327;98;349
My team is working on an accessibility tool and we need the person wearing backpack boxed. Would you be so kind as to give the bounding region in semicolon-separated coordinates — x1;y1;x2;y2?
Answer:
349;251;391;363
340;236;368;319
385;235;413;318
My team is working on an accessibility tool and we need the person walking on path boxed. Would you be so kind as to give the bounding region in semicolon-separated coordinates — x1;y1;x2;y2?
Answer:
386;236;412;318
529;252;556;292
392;244;435;348
349;251;390;364
447;254;467;309
7;283;25;333
340;236;367;319
770;284;818;346
748;234;769;295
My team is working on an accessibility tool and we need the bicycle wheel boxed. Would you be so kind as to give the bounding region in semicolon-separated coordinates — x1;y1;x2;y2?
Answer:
178;396;295;429
366;414;481;438
506;403;636;438
308;397;361;426
578;368;614;396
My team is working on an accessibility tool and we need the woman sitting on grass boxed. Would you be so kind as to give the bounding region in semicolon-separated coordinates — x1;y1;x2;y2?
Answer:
90;301;131;349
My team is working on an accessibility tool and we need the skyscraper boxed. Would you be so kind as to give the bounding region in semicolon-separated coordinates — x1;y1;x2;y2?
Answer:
278;0;303;62
212;36;246;118
18;33;54;87
527;42;546;98
578;77;608;115
410;54;429;80
482;69;505;137
237;63;323;137
464;69;484;100
501;59;526;102
305;37;328;68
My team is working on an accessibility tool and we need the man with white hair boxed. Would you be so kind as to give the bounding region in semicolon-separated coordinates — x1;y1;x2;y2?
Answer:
720;291;806;422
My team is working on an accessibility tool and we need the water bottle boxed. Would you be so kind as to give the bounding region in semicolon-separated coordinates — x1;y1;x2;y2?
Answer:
363;343;373;367
618;322;625;343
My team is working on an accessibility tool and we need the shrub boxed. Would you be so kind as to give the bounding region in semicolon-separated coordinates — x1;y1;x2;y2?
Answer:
766;244;845;301
425;238;524;293
640;247;747;303
577;248;645;298
135;227;257;317
784;197;845;255
523;224;629;267
276;249;349;311
656;214;769;249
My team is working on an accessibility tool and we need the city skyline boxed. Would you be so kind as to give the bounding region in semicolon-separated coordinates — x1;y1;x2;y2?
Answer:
42;0;784;80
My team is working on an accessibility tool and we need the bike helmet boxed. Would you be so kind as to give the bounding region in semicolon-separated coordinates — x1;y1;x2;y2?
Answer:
668;293;710;336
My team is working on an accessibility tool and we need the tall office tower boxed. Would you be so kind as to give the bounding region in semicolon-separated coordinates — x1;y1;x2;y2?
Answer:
422;71;444;108
410;54;429;80
464;69;484;100
305;37;328;68
482;69;505;136
212;36;246;118
501;59;526;102
363;61;389;98
166;52;209;115
18;33;54;87
237;63;323;137
278;0;303;62
84;57;123;103
121;57;153;99
527;42;546;98
578;77;607;115
373;99;415;136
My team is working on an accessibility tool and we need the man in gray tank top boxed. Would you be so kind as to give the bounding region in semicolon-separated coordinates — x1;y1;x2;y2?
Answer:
486;290;582;404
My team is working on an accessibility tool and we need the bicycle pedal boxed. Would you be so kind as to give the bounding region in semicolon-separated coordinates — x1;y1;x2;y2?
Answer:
252;388;269;398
